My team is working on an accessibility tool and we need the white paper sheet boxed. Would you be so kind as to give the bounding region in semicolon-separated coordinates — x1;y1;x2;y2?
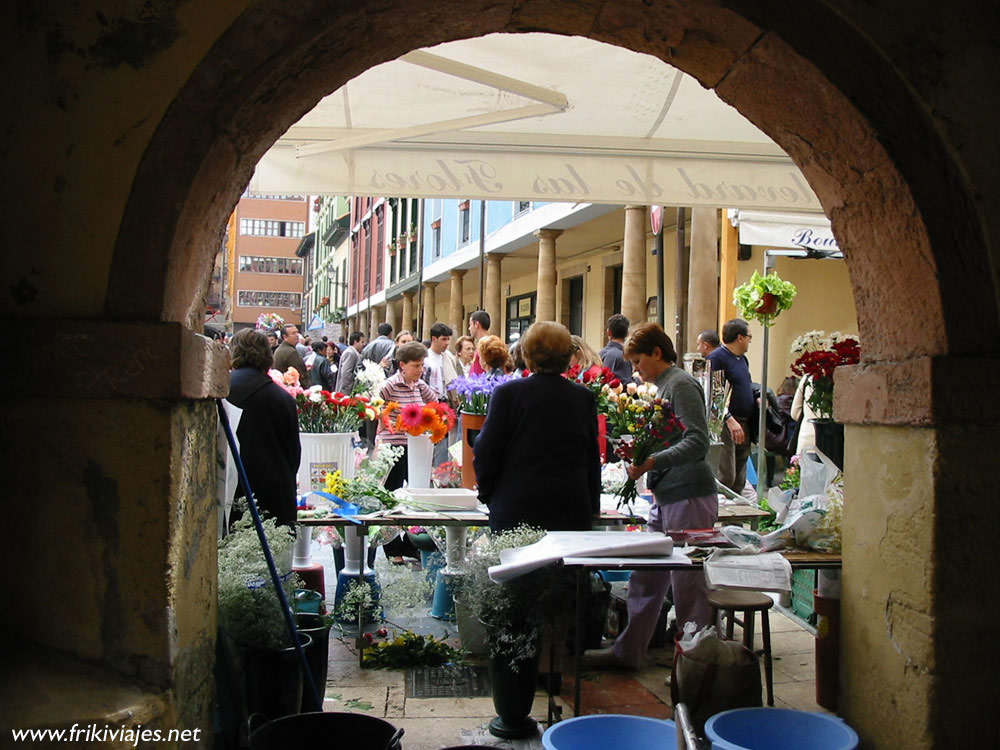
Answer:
487;531;673;583
703;550;792;592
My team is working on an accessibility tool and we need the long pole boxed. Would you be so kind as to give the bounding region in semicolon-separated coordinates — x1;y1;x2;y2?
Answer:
675;208;687;351
478;199;486;311
756;252;775;502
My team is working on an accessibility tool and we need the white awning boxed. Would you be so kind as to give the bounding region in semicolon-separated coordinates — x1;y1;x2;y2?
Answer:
729;209;840;251
252;34;823;211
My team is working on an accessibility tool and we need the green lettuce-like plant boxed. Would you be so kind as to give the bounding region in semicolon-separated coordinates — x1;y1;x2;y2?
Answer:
733;270;797;327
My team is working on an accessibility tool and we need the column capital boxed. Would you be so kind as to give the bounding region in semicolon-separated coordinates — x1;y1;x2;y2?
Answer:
402;290;415;299
624;204;649;212
449;269;467;279
534;228;564;240
423;281;438;290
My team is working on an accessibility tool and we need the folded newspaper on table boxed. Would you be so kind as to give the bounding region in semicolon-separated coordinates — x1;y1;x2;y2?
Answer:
703;549;792;593
488;531;673;583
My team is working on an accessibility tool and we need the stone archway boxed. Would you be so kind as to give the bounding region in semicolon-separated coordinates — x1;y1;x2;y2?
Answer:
8;1;996;747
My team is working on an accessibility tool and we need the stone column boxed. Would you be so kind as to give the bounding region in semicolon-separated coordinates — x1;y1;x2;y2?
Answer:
687;208;719;349
622;205;648;325
422;282;437;340
401;292;415;336
368;306;379;340
535;228;563;322
385;298;398;337
449;269;466;337
485;254;503;335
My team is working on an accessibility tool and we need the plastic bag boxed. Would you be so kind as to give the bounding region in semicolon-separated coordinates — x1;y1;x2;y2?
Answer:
760;448;843;552
671;622;762;731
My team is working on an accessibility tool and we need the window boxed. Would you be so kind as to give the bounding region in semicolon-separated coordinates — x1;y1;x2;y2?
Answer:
341;260;348;306
506;293;536;343
238;256;303;275
239;218;305;237
433;224;442;258
460;204;471;244
567;276;584;335
516;200;531;214
389;250;396;285
237;290;302;308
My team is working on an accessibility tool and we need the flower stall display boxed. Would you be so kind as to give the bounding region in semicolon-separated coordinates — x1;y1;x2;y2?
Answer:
733;269;797;327
255;312;285;332
605;382;686;513
432;461;462;489
449;373;513;415
354;359;388;398
790;331;861;421
380;400;457;489
323;445;405;512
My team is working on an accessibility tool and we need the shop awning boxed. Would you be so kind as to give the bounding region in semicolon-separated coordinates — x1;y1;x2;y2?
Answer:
729;209;840;252
252;34;824;211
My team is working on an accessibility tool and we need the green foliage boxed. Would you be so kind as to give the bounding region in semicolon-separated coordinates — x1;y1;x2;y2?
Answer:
363;630;465;669
217;517;299;649
733;270;797;327
452;526;575;669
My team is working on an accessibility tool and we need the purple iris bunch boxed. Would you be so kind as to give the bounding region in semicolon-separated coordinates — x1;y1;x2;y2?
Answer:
450;373;513;415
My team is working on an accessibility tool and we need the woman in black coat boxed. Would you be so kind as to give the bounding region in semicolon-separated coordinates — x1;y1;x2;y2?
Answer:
473;322;600;532
227;328;301;527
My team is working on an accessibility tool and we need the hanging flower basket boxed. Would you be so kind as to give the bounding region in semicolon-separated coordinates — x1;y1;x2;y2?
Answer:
733;270;796;327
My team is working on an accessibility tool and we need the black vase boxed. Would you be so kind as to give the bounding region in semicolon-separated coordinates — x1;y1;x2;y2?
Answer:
295;613;331;712
240;633;311;720
811;419;845;470
486;648;541;739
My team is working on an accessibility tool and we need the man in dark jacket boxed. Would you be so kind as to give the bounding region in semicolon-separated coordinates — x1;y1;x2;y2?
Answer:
310;341;336;391
599;313;634;384
227;328;300;527
273;323;311;387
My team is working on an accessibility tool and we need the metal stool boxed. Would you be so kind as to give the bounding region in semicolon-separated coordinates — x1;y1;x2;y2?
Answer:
707;589;774;706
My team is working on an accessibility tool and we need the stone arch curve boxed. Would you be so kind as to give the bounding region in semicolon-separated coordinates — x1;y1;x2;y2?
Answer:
97;1;996;747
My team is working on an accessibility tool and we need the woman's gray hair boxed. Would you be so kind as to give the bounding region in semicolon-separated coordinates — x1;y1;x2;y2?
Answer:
230;328;274;372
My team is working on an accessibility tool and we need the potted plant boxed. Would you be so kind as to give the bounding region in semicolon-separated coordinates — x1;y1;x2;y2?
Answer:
790;331;861;469
217;515;310;720
452;526;573;739
733;269;797;327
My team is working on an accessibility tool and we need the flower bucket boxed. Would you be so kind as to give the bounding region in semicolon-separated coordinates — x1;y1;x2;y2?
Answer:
406;433;433;489
298;431;355;493
460;412;485;489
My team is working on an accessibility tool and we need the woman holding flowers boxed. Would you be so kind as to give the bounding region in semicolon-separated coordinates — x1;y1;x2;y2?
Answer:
584;322;717;670
473;321;600;532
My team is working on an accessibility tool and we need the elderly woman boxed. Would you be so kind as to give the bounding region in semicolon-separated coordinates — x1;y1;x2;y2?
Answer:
226;328;301;527
583;322;717;669
473;321;600;532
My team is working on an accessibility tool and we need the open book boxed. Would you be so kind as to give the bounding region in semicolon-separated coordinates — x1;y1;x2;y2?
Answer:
703;550;792;593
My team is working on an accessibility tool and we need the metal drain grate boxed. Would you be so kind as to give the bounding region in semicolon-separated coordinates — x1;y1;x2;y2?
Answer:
407;665;491;698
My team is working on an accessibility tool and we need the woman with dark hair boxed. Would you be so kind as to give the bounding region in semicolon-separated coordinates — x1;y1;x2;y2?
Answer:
310;340;336;391
583;322;717;670
226;328;300;527
473;321;600;532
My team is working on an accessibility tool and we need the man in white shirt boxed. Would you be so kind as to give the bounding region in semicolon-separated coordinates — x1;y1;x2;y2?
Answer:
423;322;458;466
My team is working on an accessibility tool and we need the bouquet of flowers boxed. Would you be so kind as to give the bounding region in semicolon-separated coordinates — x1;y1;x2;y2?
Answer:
255;312;285;331
323;444;405;511
270;367;380;433
565;364;623;413
448;373;512;415
789;331;861;420
354;359;387;398
605;382;686;512
431;460;462;488
380;400;456;444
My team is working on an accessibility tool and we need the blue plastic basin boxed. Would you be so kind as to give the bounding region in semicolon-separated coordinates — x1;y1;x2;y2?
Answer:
705;708;858;750
542;714;676;750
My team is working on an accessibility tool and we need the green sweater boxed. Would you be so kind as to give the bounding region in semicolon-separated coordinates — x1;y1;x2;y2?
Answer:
647;364;718;504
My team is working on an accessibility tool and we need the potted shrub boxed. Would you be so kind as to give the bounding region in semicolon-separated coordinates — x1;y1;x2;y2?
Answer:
217;515;310;720
453;526;575;739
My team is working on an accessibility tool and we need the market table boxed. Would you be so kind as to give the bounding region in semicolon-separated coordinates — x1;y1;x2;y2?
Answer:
561;548;842;720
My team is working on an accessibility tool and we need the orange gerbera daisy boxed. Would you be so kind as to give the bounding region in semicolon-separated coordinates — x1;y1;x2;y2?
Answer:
380;401;401;431
418;406;439;431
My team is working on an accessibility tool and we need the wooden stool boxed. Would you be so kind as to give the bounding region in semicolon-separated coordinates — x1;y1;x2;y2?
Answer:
707;589;774;706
